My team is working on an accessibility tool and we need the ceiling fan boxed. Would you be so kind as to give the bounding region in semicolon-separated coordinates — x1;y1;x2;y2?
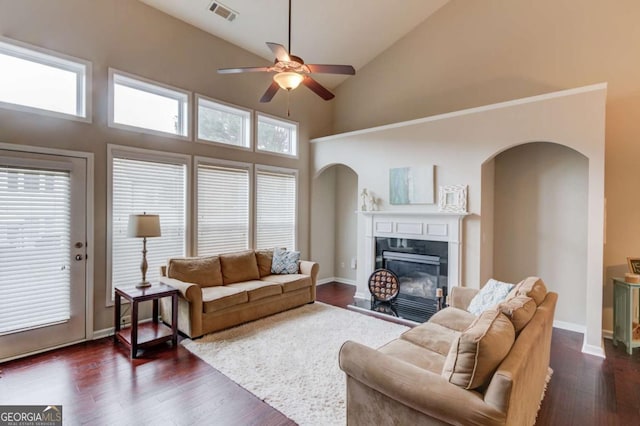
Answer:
217;0;356;103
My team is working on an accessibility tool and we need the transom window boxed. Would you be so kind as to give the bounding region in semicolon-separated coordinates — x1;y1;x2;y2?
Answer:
109;69;190;139
256;113;298;157
0;37;90;121
197;96;251;149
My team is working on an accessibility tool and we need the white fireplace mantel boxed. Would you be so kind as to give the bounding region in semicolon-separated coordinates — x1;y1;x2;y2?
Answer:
359;210;468;296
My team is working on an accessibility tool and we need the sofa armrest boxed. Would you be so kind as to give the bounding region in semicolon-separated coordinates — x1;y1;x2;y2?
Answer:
339;341;505;426
159;277;202;305
299;260;319;286
449;286;479;310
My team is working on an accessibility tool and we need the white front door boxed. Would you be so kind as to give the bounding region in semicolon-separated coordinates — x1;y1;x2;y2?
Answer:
0;149;87;360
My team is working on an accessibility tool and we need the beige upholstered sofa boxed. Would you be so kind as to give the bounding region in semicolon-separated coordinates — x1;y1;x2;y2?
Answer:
339;277;557;426
159;249;319;338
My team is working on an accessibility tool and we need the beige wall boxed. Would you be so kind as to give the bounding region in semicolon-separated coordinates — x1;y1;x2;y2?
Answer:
330;0;636;338
310;166;336;281
0;0;332;333
312;85;606;354
310;164;358;283
334;165;358;283
493;143;588;328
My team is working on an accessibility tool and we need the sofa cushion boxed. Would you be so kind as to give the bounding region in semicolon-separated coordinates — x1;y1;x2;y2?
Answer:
429;307;477;332
167;256;223;288
467;278;514;315
255;249;274;277
508;276;547;305
219;250;260;284
201;286;248;313
499;295;537;332
271;248;300;274
261;274;312;293
442;308;515;390
401;322;461;357
379;339;446;375
226;280;283;301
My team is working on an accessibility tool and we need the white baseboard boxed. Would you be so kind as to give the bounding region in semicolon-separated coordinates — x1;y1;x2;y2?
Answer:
316;277;357;286
602;329;613;340
553;320;586;333
93;327;115;339
582;340;606;358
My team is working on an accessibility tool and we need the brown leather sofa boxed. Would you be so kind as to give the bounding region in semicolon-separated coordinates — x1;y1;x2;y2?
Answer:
159;249;319;338
339;277;557;426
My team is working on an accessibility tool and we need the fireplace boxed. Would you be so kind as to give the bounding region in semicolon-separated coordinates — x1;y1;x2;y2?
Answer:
349;211;466;323
375;237;448;320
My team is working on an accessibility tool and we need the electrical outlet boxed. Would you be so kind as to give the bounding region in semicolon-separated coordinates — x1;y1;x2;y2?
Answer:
340;262;345;268
121;315;131;325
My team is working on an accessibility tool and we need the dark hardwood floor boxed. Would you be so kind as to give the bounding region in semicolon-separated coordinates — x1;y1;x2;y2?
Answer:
1;282;638;425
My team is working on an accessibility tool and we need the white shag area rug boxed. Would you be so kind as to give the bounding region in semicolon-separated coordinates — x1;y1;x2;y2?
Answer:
182;302;409;426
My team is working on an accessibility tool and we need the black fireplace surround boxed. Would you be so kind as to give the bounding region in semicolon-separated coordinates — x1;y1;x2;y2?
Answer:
374;237;448;321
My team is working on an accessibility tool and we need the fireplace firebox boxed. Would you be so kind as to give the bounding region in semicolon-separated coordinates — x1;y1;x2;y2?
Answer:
374;237;448;321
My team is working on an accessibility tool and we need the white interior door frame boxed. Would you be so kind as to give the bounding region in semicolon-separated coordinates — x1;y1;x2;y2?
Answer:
0;142;95;344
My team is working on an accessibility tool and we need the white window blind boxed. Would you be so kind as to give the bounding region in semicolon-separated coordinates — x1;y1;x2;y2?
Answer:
255;168;296;250
197;163;250;255
0;166;71;335
111;157;186;292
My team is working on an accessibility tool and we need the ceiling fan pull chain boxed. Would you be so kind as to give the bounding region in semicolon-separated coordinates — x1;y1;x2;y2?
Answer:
287;90;291;117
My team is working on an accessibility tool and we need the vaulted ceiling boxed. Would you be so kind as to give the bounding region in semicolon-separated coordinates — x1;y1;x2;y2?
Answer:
139;0;449;88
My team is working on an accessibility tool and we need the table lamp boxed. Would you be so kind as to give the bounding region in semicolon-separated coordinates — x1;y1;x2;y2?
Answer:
127;213;161;288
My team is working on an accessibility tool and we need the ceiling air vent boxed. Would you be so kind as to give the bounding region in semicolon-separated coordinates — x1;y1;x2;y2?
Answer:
209;1;238;22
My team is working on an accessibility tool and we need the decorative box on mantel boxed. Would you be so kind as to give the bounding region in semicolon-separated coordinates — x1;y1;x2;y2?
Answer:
359;211;469;296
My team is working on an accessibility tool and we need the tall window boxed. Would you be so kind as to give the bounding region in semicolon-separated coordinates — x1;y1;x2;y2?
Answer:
109;69;190;139
196;160;251;255
109;147;188;298
256;113;298;157
197;96;251;149
255;167;297;250
0;36;90;121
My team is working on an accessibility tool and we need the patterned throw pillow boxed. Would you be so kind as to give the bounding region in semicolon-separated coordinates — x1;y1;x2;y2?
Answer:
271;248;300;274
467;279;515;316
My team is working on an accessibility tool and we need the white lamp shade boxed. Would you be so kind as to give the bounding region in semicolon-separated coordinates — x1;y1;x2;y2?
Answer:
273;71;304;90
127;214;161;238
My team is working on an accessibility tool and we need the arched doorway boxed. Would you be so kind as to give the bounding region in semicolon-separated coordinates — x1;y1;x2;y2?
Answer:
483;142;588;330
311;164;359;284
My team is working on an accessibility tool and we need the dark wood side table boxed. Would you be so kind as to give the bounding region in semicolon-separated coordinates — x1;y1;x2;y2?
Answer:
114;283;179;359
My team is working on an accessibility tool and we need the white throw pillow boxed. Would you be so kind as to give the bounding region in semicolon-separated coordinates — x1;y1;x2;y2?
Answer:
467;279;515;316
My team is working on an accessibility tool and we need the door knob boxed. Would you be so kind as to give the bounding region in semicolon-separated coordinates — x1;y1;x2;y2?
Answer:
75;254;84;261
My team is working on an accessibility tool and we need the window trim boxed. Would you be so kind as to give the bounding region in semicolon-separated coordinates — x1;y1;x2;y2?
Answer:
255;112;299;159
254;164;299;250
194;156;254;256
0;36;92;123
108;68;192;141
195;94;253;151
106;144;192;306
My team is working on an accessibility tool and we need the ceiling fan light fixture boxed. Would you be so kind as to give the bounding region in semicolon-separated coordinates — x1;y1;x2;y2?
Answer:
273;71;304;91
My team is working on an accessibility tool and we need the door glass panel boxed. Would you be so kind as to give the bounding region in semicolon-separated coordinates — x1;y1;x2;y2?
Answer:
0;166;71;335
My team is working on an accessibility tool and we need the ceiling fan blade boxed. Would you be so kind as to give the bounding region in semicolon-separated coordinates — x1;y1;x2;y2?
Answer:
266;42;291;62
217;66;272;74
302;76;335;101
305;64;356;75
260;81;280;103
